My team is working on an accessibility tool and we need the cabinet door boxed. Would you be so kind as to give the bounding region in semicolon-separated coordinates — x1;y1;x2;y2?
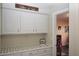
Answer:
2;9;19;34
35;14;48;33
20;12;34;33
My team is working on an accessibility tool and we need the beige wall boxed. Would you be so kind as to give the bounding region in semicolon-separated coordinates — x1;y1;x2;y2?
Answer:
69;4;79;56
1;34;48;52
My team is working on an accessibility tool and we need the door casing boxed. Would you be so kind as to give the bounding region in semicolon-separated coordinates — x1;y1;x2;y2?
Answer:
52;8;69;56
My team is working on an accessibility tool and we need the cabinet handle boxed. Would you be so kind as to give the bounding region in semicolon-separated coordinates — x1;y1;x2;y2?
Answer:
33;29;34;32
17;29;19;32
36;29;37;32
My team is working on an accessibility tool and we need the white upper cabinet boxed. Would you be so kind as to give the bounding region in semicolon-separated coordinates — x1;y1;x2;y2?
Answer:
20;12;48;33
20;12;34;33
2;8;48;34
2;8;20;34
34;14;48;33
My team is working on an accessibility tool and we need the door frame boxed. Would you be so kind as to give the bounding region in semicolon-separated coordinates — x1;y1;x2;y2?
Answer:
51;8;69;56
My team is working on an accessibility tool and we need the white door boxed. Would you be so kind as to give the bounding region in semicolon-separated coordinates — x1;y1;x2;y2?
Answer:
20;12;34;33
2;9;19;34
35;14;48;33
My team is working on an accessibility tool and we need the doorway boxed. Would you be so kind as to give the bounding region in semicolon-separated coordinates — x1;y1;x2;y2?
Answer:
56;11;69;56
